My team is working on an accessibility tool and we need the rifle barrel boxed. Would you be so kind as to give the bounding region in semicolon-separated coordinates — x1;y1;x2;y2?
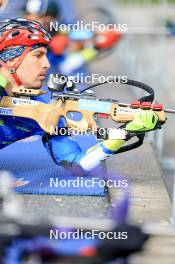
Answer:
118;103;175;114
125;27;170;36
164;108;175;114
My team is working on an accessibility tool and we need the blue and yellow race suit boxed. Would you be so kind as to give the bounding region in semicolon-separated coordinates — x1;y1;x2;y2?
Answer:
0;75;159;173
0;83;125;172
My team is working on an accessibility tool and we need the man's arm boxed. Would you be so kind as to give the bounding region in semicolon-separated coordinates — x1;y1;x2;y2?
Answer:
43;111;159;173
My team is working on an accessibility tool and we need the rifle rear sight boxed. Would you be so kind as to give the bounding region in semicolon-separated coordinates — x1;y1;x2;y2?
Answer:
52;89;96;101
48;74;96;100
47;73;76;93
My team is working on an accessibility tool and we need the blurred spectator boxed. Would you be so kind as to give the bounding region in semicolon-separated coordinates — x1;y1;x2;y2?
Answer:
23;0;65;88
24;0;60;32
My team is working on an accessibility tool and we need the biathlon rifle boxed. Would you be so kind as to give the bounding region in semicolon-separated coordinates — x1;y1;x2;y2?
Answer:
0;74;175;153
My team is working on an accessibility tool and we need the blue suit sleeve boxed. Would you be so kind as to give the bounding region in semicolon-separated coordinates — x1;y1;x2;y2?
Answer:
48;135;84;165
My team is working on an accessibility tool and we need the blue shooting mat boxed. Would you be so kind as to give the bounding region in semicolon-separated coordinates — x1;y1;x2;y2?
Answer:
0;136;106;196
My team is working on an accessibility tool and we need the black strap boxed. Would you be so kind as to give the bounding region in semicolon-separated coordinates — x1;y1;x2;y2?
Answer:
81;78;155;105
114;133;145;154
42;133;60;165
0;85;4;99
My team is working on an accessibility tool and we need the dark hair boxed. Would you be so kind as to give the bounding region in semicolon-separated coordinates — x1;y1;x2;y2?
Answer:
46;0;60;18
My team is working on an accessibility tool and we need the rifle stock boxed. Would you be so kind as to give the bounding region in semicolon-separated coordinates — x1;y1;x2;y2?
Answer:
0;96;167;135
0;96;60;134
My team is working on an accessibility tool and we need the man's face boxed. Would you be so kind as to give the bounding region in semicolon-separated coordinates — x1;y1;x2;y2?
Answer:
16;47;50;88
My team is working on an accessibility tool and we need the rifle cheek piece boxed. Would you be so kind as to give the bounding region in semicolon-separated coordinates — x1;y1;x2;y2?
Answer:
12;86;47;97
